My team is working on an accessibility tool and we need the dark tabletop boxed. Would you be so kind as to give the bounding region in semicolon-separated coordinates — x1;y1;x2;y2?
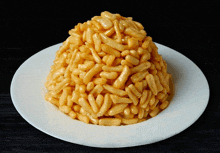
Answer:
1;1;219;152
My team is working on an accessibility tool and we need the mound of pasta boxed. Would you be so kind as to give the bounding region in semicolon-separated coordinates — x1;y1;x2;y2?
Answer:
45;11;172;126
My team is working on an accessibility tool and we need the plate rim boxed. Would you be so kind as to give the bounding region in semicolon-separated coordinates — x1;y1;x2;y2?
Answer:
10;42;210;148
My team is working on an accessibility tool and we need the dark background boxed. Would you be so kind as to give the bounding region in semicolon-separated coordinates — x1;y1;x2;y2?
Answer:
1;1;219;152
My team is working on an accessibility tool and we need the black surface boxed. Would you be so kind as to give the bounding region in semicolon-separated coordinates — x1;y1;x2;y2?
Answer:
1;1;219;152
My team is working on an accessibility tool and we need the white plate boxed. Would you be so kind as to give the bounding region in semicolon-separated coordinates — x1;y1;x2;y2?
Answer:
10;42;210;148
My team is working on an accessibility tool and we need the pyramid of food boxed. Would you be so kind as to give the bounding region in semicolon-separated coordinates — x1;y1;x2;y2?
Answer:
45;11;172;126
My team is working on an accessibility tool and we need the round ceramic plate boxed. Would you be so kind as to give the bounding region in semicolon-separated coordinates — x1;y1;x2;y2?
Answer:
10;42;210;148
